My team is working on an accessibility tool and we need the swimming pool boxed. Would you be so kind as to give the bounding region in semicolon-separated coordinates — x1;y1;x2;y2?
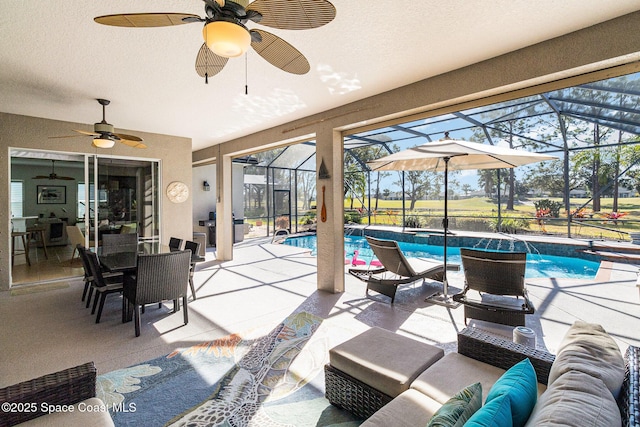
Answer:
283;235;600;279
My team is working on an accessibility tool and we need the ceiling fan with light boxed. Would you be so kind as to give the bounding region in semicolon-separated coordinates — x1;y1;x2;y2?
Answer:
93;0;336;83
32;160;75;180
50;99;146;149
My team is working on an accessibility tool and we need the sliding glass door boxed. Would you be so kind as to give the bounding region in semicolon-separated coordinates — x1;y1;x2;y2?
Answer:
10;149;160;285
86;156;160;248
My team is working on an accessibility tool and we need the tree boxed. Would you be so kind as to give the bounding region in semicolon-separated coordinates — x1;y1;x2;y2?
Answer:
524;160;575;196
393;170;436;210
461;183;473;197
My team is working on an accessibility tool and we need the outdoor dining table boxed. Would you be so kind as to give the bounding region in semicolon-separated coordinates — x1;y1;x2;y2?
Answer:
98;242;175;272
97;242;203;322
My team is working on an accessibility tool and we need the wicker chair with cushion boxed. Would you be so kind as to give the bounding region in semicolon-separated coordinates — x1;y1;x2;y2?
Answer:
452;248;535;327
82;247;125;323
349;236;458;303
77;244;122;304
123;250;191;337
184;240;205;300
0;362;114;427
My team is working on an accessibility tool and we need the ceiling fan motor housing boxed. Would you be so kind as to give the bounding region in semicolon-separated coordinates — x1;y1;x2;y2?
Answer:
95;122;115;134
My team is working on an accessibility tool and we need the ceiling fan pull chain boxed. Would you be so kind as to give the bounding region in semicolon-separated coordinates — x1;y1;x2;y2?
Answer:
245;53;248;95
205;72;209;84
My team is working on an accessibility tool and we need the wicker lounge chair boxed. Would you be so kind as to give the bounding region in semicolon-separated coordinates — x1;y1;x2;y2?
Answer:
349;236;458;303
452;247;535;326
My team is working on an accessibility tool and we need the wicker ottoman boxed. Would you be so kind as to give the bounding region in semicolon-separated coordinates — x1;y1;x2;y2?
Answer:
325;327;444;419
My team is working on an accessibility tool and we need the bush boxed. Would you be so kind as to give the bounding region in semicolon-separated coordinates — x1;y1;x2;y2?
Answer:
403;216;422;228
344;211;362;224
534;199;563;218
488;217;530;233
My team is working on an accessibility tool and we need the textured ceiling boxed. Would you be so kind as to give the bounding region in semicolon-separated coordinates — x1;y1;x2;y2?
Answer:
1;1;639;151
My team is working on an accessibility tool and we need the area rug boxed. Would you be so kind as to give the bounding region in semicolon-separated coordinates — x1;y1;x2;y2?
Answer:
97;311;362;427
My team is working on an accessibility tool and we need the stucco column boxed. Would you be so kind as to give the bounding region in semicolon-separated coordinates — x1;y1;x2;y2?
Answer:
216;148;234;260
316;126;344;293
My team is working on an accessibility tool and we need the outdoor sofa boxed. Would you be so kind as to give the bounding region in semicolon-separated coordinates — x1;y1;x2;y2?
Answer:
0;362;114;426
326;322;638;426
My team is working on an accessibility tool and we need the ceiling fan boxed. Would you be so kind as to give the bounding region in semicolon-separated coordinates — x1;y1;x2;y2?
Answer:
50;99;146;149
32;160;75;181
93;0;336;83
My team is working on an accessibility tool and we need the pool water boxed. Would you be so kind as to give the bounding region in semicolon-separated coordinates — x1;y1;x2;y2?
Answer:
283;235;600;279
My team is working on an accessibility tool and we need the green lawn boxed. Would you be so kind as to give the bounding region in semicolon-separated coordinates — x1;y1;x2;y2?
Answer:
342;196;640;241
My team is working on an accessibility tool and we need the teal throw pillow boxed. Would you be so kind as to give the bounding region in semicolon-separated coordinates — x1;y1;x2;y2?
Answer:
426;382;482;427
465;358;538;427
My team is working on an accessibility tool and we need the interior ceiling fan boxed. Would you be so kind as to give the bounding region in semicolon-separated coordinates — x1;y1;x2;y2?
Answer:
50;99;146;149
32;160;75;180
94;0;336;82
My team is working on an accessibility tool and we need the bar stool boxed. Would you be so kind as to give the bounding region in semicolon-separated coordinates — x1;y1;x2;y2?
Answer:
27;225;48;259
11;231;31;266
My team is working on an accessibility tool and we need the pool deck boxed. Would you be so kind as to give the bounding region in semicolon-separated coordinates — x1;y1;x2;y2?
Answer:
2;231;639;390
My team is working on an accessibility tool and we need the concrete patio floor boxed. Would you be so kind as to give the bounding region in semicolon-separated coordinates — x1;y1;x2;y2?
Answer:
1;235;639;389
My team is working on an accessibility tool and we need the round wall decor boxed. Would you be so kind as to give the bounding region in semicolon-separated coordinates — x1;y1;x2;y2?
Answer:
166;181;189;203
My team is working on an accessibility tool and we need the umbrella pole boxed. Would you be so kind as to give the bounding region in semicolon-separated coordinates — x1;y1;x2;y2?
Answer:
426;157;459;308
442;158;449;295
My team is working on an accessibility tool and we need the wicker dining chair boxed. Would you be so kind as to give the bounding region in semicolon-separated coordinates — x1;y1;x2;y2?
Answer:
169;237;183;251
123;250;191;337
184;240;205;300
76;244;122;304
82;247;124;324
102;232;138;255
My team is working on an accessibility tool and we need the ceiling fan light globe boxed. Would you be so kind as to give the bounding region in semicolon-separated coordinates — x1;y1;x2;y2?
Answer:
203;21;251;58
93;137;116;149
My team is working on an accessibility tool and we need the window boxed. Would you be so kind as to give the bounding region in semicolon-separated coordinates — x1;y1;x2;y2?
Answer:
10;181;23;218
77;182;95;220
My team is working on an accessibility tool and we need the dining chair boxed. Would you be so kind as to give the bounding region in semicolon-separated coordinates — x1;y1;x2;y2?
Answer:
169;237;183;251
67;225;86;262
102;233;138;255
184;240;205;300
77;244;123;305
81;247;124;323
123;250;191;337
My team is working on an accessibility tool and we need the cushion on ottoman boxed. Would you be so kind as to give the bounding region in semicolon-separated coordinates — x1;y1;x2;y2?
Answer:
329;327;444;398
547;321;624;398
360;389;443;427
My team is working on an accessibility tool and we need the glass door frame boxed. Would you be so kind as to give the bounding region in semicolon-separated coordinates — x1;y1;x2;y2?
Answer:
86;154;161;250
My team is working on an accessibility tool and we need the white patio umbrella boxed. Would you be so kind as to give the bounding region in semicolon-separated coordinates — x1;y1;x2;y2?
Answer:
367;134;556;305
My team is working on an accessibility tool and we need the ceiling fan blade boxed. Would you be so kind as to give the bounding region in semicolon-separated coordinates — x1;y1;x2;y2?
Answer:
48;135;83;139
115;133;147;149
250;29;310;74
94;13;201;27
32;176;49;179
114;133;143;142
195;43;228;78
74;129;100;136
247;0;336;30
57;176;76;181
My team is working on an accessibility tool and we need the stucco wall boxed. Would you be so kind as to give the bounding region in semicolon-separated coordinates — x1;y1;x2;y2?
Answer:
0;112;192;289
